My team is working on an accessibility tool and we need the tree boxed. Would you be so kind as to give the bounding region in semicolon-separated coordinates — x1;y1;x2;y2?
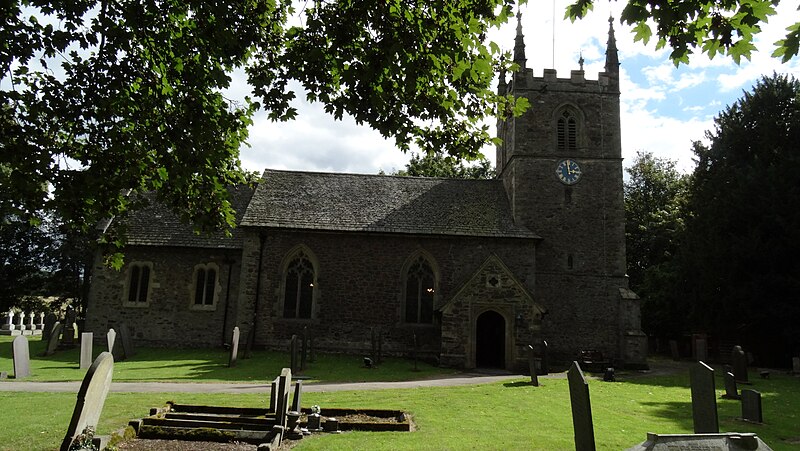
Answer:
567;0;798;64
392;152;495;179
1;1;526;251
624;151;690;336
683;73;800;363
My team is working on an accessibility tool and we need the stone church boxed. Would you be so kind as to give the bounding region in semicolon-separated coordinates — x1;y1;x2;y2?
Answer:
85;17;647;371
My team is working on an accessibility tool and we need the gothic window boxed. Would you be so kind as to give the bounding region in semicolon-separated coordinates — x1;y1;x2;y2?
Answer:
192;263;219;309
283;251;315;319
124;262;152;306
557;109;579;151
404;256;436;324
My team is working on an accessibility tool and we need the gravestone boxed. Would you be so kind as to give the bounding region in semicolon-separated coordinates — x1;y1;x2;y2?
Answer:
527;345;539;386
289;335;298;374
274;368;293;431
690;361;719;433
741;389;763;423
60;352;114;451
539;340;549;374
15;311;25;331
625;432;773;451
62;308;77;346
228;326;240;368
43;312;57;341
732;345;749;383
106;329;116;353
27;312;36;333
568;362;596;451
301;326;308;371
269;377;278;413
291;380;303;412
722;371;740;400
1;311;13;331
80;333;93;370
46;322;64;356
12;335;31;379
669;339;679;361
37;312;45;331
792;356;800;375
118;323;135;358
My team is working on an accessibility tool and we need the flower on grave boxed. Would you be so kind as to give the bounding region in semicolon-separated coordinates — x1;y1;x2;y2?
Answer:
69;426;99;451
311;405;321;414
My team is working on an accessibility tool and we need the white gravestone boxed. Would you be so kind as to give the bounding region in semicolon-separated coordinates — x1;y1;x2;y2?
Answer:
60;352;114;451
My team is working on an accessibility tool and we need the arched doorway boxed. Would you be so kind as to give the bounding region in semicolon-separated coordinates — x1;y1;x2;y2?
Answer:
475;310;506;368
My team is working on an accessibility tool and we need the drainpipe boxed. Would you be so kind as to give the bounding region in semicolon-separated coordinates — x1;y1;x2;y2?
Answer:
249;232;267;351
220;257;235;347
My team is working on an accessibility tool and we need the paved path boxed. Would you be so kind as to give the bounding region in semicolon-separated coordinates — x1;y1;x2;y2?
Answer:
0;373;531;394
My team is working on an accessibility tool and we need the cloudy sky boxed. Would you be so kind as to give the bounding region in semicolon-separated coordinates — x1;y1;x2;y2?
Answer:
240;0;800;175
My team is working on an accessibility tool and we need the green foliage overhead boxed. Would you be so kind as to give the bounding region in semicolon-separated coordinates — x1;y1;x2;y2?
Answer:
684;73;800;358
566;0;795;64
1;0;525;241
391;152;495;179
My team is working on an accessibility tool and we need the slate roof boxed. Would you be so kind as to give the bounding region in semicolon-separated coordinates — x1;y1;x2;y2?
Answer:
124;184;255;249
241;169;538;239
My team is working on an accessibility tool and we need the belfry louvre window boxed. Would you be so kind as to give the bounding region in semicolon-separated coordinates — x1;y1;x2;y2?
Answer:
405;257;435;324
284;252;314;319
557;110;578;151
127;263;151;304
194;265;217;306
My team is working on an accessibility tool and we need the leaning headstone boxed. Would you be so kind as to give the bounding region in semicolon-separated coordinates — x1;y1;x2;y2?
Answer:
46;322;64;356
80;333;93;370
228;326;240;368
12;335;31;379
60;352;114;451
722;371;740;400
527;345;539;386
289;335;299;374
43;312;57;341
741;389;763;423
732;345;749;384
690;361;719;433
625;432;773;451
669;339;679;361
568;361;596;451
118;323;135;358
792;356;800;375
290;380;303;412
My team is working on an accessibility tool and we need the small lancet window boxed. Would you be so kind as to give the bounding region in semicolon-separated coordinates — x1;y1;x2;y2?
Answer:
284;252;315;319
405;256;435;324
194;266;217;306
557;110;579;151
127;263;151;304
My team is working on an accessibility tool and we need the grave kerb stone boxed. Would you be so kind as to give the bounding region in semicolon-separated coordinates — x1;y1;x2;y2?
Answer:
80;333;93;370
12;335;31;379
60;352;114;451
568;361;596;451
690;361;719;433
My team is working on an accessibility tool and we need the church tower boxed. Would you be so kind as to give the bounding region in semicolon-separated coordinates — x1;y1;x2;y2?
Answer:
496;15;646;366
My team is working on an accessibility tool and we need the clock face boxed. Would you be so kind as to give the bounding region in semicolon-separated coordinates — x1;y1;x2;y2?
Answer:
556;159;582;185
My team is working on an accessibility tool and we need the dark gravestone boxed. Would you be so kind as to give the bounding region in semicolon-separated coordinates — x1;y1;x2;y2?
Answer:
669;339;680;361
732;345;749;383
60;352;114;451
12;335;31;379
42;313;57;341
118;323;135;358
290;380;303;412
539;340;549;374
274;368;293;430
568;362;596;451
46;322;63;356
289;335;299;374
722;371;740;400
741;389;763;423
228;326;240;368
527;345;539;386
108;328;126;361
690;361;719;433
301;326;308;371
61;308;77;347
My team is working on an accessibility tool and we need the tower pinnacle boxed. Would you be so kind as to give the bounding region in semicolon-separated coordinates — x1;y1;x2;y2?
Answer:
605;16;619;76
513;11;527;70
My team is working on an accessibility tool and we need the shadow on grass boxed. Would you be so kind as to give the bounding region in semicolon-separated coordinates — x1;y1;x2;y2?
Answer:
503;380;537;388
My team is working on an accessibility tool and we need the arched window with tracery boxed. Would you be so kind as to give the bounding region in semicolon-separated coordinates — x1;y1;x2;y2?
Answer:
283;251;315;319
557;109;579;151
404;256;436;324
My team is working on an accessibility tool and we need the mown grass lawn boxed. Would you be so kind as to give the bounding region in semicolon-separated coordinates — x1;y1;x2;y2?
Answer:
0;335;454;383
1;335;799;450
